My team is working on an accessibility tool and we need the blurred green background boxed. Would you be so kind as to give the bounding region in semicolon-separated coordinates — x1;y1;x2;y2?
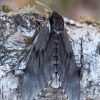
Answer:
0;0;100;21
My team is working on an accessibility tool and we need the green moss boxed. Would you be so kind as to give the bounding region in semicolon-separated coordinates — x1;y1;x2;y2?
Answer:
2;5;13;13
34;29;40;38
79;16;100;26
84;20;99;25
15;53;19;56
24;29;40;46
84;20;94;25
21;49;28;54
24;37;33;46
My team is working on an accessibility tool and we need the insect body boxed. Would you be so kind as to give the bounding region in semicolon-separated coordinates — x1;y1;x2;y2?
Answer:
53;33;60;77
21;11;80;100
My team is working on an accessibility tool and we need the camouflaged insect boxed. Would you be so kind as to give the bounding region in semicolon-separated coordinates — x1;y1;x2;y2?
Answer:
21;11;80;100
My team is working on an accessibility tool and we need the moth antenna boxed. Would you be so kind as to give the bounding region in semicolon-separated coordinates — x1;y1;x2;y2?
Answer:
35;0;52;13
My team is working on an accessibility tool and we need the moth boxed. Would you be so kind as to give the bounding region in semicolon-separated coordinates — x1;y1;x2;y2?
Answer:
21;11;80;100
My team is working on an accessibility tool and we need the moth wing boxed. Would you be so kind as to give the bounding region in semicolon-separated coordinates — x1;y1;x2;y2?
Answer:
58;28;80;100
21;21;54;100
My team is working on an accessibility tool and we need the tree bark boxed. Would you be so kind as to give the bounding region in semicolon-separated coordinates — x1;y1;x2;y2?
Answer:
0;10;100;100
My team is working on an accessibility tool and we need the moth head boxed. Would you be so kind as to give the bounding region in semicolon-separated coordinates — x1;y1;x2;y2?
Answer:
49;11;64;34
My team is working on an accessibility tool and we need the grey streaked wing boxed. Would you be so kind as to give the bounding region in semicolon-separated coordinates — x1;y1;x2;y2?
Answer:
21;21;54;100
58;28;80;100
22;49;54;100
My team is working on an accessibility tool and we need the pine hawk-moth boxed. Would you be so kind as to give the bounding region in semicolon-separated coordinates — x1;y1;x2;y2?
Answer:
21;11;80;100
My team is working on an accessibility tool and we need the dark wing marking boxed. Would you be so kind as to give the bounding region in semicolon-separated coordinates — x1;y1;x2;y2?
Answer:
58;28;80;100
21;21;54;100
